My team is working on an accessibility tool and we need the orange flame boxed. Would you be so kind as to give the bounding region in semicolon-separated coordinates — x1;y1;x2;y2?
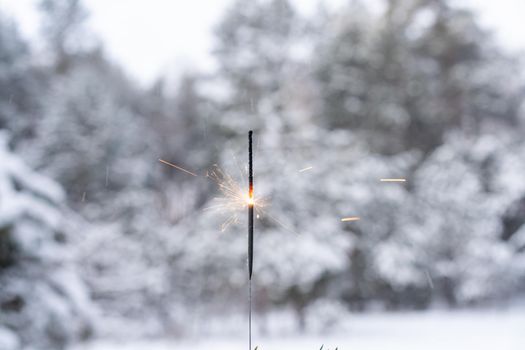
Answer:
248;185;254;206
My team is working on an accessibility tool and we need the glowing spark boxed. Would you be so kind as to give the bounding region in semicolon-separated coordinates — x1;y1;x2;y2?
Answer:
380;178;406;182
158;159;198;177
298;166;313;173
205;165;298;235
203;162;288;235
341;216;360;222
205;165;266;232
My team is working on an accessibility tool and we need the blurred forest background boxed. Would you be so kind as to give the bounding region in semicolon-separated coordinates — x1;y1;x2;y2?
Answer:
1;0;525;349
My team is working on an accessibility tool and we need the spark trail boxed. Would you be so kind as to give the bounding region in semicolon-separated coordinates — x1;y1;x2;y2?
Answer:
158;159;198;177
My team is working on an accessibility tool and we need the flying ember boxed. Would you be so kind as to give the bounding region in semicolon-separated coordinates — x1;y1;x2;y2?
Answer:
341;216;360;222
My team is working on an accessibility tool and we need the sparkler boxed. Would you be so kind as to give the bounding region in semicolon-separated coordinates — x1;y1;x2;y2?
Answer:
248;130;254;279
248;130;254;350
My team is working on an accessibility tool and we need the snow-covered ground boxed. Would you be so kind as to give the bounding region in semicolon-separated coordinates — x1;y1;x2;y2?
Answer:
75;308;525;350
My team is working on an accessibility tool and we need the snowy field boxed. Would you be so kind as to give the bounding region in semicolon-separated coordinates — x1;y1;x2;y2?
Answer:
74;308;525;350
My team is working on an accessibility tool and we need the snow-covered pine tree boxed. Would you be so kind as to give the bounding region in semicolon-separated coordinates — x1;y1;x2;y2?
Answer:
314;0;522;154
0;12;40;147
0;131;93;350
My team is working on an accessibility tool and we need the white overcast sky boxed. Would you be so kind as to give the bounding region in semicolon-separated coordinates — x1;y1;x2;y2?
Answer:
1;0;524;85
